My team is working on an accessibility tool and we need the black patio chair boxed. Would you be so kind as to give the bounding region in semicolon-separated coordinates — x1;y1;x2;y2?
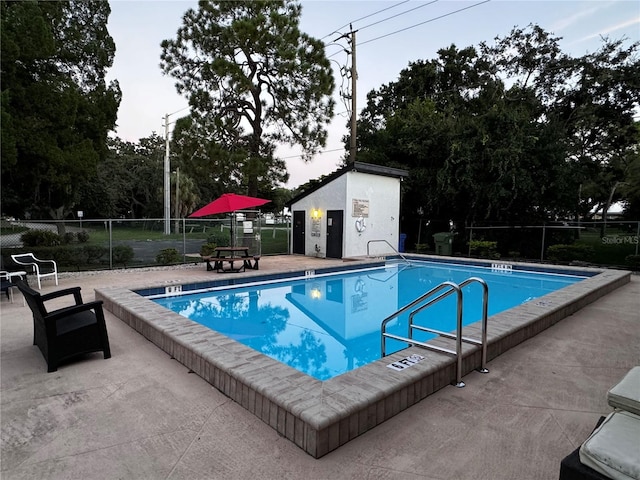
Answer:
1;271;13;302
15;280;111;372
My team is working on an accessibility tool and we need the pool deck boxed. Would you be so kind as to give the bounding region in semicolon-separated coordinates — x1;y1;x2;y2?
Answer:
1;255;638;478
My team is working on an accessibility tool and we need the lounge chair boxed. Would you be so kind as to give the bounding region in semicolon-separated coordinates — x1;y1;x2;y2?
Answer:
560;366;640;480
15;280;111;372
11;253;58;289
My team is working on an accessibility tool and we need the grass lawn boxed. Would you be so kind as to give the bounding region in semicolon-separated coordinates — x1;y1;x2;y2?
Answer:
0;224;28;235
81;223;289;255
576;228;638;267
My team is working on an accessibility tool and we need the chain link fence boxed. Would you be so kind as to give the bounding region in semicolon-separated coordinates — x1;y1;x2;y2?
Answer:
3;216;638;272
1;213;290;272
416;220;639;271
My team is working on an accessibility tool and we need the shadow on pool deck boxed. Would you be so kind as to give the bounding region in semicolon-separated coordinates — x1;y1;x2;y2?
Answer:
1;256;638;479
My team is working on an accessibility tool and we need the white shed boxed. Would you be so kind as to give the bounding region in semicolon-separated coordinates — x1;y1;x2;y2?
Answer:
287;162;408;259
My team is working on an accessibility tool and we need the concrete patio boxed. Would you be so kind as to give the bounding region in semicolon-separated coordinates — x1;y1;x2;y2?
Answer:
1;256;638;479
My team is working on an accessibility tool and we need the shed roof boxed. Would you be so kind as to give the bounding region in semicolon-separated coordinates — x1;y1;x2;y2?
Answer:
287;161;408;207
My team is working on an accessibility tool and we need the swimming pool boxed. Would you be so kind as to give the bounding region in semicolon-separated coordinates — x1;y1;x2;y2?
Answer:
152;261;586;380
97;255;630;457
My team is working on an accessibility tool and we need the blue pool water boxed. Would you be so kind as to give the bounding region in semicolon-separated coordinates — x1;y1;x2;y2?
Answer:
153;261;586;380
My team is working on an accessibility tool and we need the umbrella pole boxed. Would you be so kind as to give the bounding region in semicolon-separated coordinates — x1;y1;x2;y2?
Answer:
230;213;234;247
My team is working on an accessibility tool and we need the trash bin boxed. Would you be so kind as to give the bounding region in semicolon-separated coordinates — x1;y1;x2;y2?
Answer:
399;233;407;253
433;232;454;256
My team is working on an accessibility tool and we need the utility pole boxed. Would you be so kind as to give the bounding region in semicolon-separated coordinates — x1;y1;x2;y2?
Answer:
334;26;358;165
349;26;357;164
174;167;180;234
163;113;171;235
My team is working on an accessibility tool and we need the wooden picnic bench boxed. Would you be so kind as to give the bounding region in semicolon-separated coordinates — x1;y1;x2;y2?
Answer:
202;247;260;273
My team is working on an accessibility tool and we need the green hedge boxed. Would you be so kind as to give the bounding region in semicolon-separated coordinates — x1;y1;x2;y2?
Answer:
156;248;181;265
19;228;92;248
200;242;218;256
469;240;500;259
21;230;62;247
547;244;595;263
3;244;133;270
112;245;134;267
625;254;640;270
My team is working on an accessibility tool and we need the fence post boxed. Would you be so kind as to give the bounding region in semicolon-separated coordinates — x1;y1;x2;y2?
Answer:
540;224;546;261
258;213;262;256
108;219;113;270
182;217;186;261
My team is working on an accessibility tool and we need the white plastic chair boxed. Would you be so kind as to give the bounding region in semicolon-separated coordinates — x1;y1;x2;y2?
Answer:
11;253;58;290
1;271;26;305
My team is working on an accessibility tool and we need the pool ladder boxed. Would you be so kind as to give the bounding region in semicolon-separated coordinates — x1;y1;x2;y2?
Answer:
367;239;410;265
380;277;490;387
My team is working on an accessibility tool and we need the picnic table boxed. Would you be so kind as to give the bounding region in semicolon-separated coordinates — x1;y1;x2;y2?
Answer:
202;247;260;273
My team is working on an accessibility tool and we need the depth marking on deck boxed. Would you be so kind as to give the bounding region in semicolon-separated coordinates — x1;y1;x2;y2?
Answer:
387;354;425;371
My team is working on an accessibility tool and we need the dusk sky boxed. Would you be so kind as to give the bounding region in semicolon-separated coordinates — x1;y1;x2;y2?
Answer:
106;0;640;188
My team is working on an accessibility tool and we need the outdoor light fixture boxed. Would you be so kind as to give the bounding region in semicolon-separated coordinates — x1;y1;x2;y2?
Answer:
312;209;322;219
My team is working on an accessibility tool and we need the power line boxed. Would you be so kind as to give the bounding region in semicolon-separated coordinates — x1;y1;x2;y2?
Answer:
357;1;439;33
321;0;411;40
323;1;441;55
325;1;492;63
280;147;345;160
360;0;491;47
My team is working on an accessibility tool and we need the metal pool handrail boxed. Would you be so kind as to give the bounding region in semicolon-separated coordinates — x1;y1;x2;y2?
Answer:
381;281;464;386
380;277;490;387
409;277;489;374
367;239;410;264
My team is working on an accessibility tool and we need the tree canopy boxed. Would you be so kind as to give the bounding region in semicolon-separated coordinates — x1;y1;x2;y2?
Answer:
354;25;640;241
160;0;335;199
1;0;121;221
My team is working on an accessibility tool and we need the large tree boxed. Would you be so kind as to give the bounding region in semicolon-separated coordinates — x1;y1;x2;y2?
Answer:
354;25;639;246
86;135;166;219
1;0;121;222
160;0;335;198
356;45;562;226
481;26;640;221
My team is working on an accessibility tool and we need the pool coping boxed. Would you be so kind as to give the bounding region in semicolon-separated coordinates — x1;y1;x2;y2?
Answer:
96;256;631;458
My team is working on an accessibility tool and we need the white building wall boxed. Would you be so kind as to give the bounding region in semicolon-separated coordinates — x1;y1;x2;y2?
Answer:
290;171;401;258
291;175;347;257
344;172;401;258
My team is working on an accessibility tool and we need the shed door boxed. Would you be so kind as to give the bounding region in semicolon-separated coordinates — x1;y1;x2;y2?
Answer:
326;210;343;259
292;210;305;254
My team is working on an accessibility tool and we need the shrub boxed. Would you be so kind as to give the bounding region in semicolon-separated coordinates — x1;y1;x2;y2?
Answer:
53;246;88;270
414;243;430;254
469;240;500;259
547;244;595;263
113;245;134;267
21;229;62;247
207;232;229;245
63;232;76;244
84;245;108;264
156;248;181;265
200;242;218;256
625;254;640;270
76;231;90;243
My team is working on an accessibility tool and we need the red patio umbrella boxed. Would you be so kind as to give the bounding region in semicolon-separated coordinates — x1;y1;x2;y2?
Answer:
189;193;271;246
